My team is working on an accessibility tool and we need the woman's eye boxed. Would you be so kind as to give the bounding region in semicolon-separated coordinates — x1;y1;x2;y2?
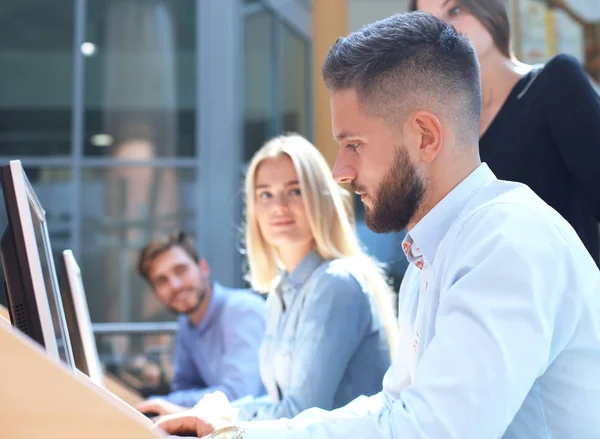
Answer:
290;188;302;196
258;191;271;200
448;6;461;17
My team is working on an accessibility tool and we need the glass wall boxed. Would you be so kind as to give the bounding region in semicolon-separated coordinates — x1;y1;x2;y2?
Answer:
0;0;74;157
243;1;311;161
80;0;198;325
0;0;311;394
281;24;309;136
0;0;311;328
84;0;196;159
244;6;276;162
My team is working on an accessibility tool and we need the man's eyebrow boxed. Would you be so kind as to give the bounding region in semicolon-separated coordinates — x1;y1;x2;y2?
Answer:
334;131;358;141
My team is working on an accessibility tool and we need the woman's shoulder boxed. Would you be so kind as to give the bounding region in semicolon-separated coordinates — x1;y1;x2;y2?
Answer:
517;54;591;110
543;54;585;77
309;257;368;296
536;54;590;92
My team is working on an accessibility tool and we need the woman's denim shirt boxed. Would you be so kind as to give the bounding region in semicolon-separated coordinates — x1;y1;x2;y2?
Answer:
234;249;391;420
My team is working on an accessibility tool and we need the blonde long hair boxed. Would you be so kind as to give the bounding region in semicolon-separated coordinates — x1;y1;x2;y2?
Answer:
244;133;398;355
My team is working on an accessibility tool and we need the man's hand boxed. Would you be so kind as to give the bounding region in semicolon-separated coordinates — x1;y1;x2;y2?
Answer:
136;398;187;418
153;410;233;438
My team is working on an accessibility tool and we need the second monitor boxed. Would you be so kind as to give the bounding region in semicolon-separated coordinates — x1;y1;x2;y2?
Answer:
59;249;105;386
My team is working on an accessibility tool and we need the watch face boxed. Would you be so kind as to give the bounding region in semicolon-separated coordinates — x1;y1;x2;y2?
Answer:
208;426;244;439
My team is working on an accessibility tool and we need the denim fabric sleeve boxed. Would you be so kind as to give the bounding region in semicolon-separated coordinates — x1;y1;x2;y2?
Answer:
165;296;266;407
237;267;372;420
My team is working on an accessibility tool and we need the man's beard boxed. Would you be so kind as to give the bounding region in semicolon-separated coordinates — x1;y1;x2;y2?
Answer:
358;146;425;233
168;287;207;316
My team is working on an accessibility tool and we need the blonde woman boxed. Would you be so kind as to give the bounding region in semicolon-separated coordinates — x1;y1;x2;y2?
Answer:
154;133;398;435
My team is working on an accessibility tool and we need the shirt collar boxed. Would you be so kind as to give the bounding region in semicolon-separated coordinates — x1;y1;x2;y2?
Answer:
276;248;324;308
403;163;496;266
192;281;225;334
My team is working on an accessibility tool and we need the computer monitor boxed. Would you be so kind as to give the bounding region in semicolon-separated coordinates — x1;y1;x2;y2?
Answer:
0;160;75;370
59;249;104;386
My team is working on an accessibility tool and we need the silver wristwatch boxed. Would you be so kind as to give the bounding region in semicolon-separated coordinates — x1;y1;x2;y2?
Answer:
206;426;245;439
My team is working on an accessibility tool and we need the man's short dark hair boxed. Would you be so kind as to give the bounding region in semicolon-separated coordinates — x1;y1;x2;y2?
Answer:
322;11;482;144
138;230;199;282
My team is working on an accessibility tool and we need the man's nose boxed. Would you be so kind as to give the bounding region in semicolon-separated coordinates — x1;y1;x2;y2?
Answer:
168;276;183;290
332;150;356;184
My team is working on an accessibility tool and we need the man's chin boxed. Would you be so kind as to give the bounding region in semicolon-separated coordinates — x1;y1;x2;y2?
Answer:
169;303;201;316
365;211;408;234
184;304;202;315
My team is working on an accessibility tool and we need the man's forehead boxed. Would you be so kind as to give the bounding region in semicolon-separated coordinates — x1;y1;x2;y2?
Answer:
151;246;192;270
330;88;360;106
330;89;363;130
331;91;395;138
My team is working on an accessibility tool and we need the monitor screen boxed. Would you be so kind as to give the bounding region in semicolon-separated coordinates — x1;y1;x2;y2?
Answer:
0;160;75;370
60;249;104;386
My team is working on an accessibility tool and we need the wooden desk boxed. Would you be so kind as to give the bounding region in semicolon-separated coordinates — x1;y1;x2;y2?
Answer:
0;303;8;321
0;320;160;438
105;372;144;406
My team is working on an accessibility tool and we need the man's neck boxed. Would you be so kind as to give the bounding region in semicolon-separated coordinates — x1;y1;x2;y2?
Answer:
408;155;481;230
187;282;213;327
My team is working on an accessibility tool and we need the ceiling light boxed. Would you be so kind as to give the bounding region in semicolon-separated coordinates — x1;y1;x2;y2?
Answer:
81;42;97;56
90;134;113;147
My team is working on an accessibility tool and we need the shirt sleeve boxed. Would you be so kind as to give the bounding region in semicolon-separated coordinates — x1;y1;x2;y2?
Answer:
544;54;600;219
241;205;583;439
165;297;266;407
237;268;377;421
164;323;203;405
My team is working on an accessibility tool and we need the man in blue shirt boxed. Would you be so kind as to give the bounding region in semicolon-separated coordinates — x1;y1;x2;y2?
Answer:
154;11;600;439
135;230;266;416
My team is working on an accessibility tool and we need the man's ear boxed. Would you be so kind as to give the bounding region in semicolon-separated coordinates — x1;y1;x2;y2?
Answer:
410;110;443;164
198;258;210;277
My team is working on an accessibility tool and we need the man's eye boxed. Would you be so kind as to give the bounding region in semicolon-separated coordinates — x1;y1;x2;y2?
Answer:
347;143;360;150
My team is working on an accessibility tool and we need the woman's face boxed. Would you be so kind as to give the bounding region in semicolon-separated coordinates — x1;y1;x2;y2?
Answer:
253;155;314;251
417;0;496;61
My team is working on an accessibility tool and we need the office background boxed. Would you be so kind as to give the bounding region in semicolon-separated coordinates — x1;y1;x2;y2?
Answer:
0;0;598;392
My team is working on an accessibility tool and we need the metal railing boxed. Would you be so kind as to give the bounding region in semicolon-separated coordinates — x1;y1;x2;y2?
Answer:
92;321;178;336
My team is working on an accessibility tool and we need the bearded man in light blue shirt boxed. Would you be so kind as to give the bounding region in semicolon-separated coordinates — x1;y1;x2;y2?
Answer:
155;11;600;439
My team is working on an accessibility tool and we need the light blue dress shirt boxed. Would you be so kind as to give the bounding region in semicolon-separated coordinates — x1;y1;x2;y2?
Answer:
232;249;391;421
242;164;600;439
162;282;266;407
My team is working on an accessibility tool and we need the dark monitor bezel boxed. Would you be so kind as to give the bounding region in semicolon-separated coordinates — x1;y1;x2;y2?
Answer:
0;160;75;369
